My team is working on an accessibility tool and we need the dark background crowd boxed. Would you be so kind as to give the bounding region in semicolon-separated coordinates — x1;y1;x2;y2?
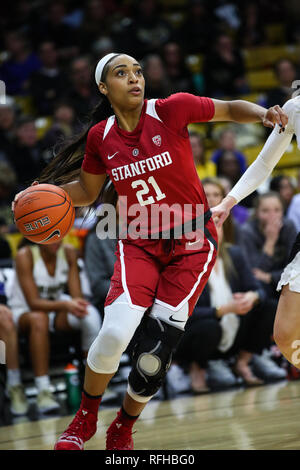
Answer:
0;0;300;423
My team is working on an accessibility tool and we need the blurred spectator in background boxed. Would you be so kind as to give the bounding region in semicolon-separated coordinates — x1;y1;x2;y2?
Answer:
143;54;172;99
0;162;17;231
31;1;79;63
178;0;220;54
211;128;256;208
64;56;99;122
41;102;77;161
79;0;113;52
9;116;46;190
203;34;249;98
0;98;17;161
265;59;297;108
287;192;300;233
240;192;297;305
269;174;296;215
115;0;173;59
161;42;195;94
237;2;266;48
8;241;101;413
29;41;68;116
189;131;216;180
0;30;41;96
211;128;247;173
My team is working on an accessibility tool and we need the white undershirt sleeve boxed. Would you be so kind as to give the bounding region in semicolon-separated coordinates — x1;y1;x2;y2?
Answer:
227;125;294;203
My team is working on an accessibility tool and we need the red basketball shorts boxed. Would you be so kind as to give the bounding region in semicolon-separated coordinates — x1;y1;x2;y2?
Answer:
105;224;217;317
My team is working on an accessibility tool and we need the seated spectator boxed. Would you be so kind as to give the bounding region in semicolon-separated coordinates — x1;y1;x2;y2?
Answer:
64;56;99;122
173;223;285;393
28;41;69;116
7;241;101;413
161;42;195;95
269;174;296;215
211;128;247;173
8;116;46;190
0;269;29;416
0;162;18;231
287;193;300;232
240;192;297;303
0;30;41;96
265;59;297;109
202;177;242;244
203;34;249;98
189;132;216;181
143;54;172;99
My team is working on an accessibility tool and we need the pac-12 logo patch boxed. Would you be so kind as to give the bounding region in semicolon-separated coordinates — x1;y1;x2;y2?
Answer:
152;135;161;146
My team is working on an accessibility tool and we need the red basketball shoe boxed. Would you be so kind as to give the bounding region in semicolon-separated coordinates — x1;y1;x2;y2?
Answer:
106;411;135;450
54;407;97;450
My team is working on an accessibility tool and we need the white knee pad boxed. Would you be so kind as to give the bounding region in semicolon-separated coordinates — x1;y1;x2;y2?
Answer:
87;293;146;374
67;303;102;351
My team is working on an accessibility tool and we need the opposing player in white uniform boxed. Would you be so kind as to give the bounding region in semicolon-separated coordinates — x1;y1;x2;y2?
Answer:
212;96;300;368
8;242;101;413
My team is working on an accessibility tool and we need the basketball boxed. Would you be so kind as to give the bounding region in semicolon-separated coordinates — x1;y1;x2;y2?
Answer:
14;184;75;244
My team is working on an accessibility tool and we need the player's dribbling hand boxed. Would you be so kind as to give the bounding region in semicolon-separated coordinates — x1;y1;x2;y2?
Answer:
262;105;288;129
11;181;39;212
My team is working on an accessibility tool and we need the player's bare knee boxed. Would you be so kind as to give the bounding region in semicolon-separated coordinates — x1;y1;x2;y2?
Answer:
28;311;49;333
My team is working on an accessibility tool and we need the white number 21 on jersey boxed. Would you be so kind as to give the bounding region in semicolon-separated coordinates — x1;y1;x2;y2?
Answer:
131;176;166;206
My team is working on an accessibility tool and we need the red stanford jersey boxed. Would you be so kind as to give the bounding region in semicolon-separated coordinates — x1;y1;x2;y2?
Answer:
82;92;215;237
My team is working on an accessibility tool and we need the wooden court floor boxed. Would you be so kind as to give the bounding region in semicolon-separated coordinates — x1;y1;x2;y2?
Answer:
1;380;300;450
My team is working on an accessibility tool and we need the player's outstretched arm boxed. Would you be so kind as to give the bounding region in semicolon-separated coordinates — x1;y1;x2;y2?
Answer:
210;99;288;128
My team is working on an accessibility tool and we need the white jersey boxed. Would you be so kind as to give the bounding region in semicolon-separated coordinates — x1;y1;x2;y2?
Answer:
228;96;300;203
8;245;69;314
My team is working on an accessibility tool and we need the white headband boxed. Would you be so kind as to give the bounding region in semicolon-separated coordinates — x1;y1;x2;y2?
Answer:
95;53;119;85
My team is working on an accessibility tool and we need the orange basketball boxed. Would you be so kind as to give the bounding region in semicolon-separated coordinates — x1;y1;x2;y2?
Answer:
14;184;75;244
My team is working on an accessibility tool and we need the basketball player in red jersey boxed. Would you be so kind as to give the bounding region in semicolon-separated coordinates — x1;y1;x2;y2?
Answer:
14;53;287;450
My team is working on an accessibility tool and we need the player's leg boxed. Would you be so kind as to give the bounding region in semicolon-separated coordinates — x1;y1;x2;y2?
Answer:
106;309;185;450
55;240;160;450
54;297;102;357
273;285;300;366
105;239;217;450
0;305;29;415
54;294;147;450
18;311;60;412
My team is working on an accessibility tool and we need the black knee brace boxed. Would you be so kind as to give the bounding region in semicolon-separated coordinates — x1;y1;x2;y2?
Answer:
128;315;183;398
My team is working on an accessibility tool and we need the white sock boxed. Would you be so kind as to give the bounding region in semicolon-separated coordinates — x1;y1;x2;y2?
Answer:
35;375;51;392
7;369;22;388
